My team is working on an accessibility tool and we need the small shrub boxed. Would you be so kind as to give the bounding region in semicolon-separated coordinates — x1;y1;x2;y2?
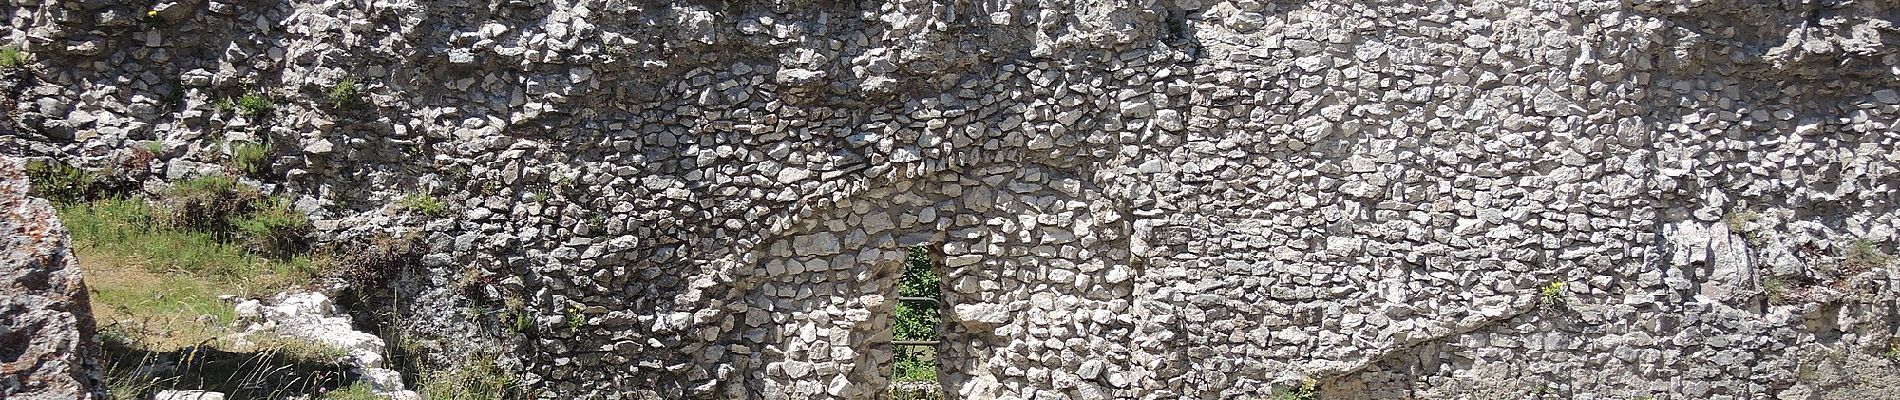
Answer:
326;78;361;108
237;91;273;117
1763;276;1789;304
0;44;26;69
115;145;160;179
564;305;585;335
1843;239;1890;272
891;347;937;383
153;174;262;232
24;160;104;203
1724;210;1758;233
417;354;518;400
229;141;271;176
1540;281;1566;305
232;196;311;259
329;231;419;285
399;193;451;217
1272;377;1319;400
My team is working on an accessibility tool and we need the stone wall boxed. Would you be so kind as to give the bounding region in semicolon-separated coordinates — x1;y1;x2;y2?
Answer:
4;0;1899;398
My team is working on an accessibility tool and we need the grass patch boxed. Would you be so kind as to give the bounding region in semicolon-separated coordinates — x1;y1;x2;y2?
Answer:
327;78;361;108
1540;281;1566;306
0;44;26;69
1763;276;1790;304
230;141;271;176
25;159;112;203
61;198;319;280
416;354;517;400
68;196;349;399
318;381;379;400
152;174;262;232
1843;239;1890;272
398;192;451;217
232;196;313;258
237;91;273;118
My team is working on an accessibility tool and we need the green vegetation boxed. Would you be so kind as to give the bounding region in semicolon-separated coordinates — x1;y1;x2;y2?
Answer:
1540;281;1566;305
1724;210;1757;233
37;166;498;398
416;354;518;400
512;310;533;334
237;91;273;117
233;196;313;258
65;196;337;399
893;246;941;387
326;78;361;107
1272;377;1319;400
1842;238;1890;272
230;141;271;176
24;159;106;203
59;198;318;284
0;44;26;69
318;381;379;400
153;174;262;232
1763;276;1789;304
141;140;166;154
564;304;585;336
399;192;451;217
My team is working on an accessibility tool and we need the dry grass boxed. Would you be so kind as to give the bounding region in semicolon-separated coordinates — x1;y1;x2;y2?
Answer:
60;197;369;399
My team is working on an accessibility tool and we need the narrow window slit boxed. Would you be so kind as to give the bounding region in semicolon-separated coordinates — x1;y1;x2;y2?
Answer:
890;245;945;399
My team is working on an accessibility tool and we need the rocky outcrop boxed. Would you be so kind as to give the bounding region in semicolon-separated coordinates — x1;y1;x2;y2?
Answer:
0;156;106;399
233;292;419;400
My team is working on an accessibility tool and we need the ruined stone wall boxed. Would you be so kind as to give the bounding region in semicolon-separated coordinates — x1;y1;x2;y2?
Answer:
4;0;1899;398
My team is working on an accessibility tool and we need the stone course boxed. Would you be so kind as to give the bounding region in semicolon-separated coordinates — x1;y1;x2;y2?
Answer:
4;0;1899;398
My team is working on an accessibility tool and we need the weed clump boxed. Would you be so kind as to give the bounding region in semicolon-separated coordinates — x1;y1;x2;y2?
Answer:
326;78;361;108
1272;377;1319;400
417;354;518;400
230;141;271;176
237;91;273;117
0;44;26;69
1843;239;1890;272
232;196;312;259
153;174;262;232
1540;281;1566;305
1762;276;1790;304
24;160;106;203
398;193;451;217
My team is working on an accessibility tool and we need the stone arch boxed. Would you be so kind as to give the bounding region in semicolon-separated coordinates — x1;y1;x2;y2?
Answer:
733;157;1141;399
